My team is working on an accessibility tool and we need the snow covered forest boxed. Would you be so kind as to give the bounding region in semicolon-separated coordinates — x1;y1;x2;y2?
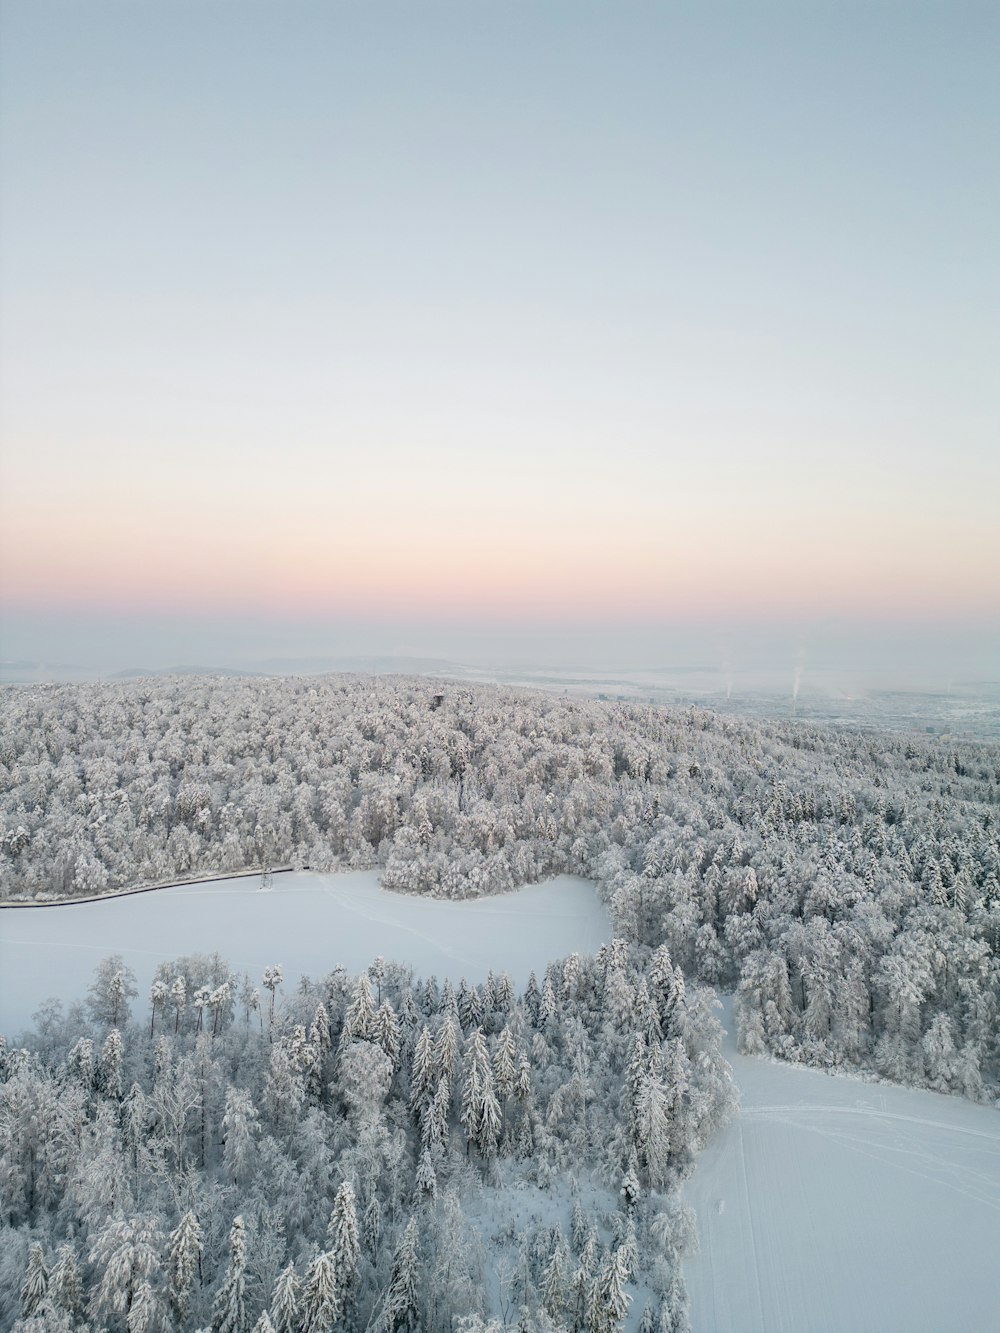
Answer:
1;921;731;1331
1;673;999;1330
3;675;998;1090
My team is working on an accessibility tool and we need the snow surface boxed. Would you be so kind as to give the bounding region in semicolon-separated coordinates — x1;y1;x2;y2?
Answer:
0;870;611;1040
683;999;1000;1333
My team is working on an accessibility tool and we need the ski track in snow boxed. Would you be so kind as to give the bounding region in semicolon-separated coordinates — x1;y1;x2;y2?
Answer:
683;1000;1000;1333
0;869;611;1039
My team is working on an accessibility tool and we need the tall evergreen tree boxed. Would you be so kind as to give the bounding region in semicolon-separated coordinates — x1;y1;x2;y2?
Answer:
326;1181;361;1307
268;1262;300;1333
300;1252;340;1333
384;1217;420;1333
212;1216;249;1333
20;1243;48;1319
167;1209;204;1327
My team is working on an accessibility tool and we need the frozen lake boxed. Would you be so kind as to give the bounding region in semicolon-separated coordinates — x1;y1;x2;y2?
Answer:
0;870;611;1039
684;999;1000;1333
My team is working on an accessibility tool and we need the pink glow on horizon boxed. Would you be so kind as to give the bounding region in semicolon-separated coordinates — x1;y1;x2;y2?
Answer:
3;438;998;626
3;508;998;624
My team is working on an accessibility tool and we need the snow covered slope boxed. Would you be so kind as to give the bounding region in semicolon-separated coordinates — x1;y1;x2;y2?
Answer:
683;999;1000;1333
0;869;611;1039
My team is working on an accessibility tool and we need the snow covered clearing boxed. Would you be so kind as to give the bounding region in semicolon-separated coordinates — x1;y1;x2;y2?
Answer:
0;869;611;1039
683;999;1000;1333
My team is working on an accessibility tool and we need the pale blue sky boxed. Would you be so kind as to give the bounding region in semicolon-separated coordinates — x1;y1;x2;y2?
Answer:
1;2;997;676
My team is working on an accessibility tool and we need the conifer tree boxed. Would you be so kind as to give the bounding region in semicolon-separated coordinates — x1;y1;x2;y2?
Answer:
409;1027;436;1113
222;1088;260;1184
460;1058;482;1156
300;1251;339;1333
363;1195;383;1262
171;975;187;1033
435;1014;461;1086
21;1243;48;1319
167;1209;204;1327
374;1001;402;1068
587;1247;631;1333
524;972;541;1024
100;1028;124;1099
48;1245;83;1322
492;1026;517;1103
422;1076;451;1156
261;966;283;1037
66;1036;95;1091
477;1072;502;1159
327;1181;361;1306
89;1215;163;1328
415;1146;438;1200
542;1238;567;1318
570;1199;588;1255
212;1215;249;1333
384;1217;420;1333
634;1072;673;1188
343;975;375;1043
127;1279;160;1333
539;975;558;1025
268;1262;300;1333
638;1302;657;1333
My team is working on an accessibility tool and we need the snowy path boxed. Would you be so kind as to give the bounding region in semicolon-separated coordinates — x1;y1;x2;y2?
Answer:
0;870;611;1040
683;1000;1000;1333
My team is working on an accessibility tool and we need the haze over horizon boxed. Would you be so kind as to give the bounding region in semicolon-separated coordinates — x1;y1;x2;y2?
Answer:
1;3;997;684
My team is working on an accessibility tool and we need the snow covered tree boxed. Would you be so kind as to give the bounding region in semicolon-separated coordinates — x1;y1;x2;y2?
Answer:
343;974;375;1044
633;1071;673;1188
150;979;169;1037
127;1279;162;1333
492;1026;517;1104
212;1215;249;1333
587;1247;631;1333
435;1014;461;1087
541;1238;567;1318
171;975;188;1033
88;956;138;1028
20;1243;48;1319
167;1209;204;1327
222;1088;260;1184
415;1146;438;1200
262;966;283;1036
326;1181;360;1307
99;1028;124;1099
383;1217;420;1333
409;1026;436;1112
47;1245;83;1322
299;1251;339;1333
268;1262;300;1333
89;1215;163;1327
374;1001;402;1068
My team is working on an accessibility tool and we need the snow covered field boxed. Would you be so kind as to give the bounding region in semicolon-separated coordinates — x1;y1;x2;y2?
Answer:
684;999;1000;1333
0;870;611;1039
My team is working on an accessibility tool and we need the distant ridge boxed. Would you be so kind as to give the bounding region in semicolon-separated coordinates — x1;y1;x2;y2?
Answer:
111;664;261;679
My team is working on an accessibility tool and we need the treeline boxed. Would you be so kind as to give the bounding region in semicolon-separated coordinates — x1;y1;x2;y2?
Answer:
0;939;733;1332
2;674;998;1095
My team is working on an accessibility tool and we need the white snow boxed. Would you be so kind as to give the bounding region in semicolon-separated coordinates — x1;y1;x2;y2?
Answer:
683;999;1000;1333
0;870;611;1039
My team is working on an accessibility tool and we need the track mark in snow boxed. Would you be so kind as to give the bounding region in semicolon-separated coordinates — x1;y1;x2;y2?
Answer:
737;1121;767;1333
744;1104;1000;1145
683;999;1000;1333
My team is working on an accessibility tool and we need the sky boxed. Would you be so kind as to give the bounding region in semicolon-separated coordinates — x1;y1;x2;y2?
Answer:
1;1;997;679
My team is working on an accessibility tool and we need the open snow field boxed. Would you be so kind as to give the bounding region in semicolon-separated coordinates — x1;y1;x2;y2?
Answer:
0;870;611;1040
683;999;1000;1333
